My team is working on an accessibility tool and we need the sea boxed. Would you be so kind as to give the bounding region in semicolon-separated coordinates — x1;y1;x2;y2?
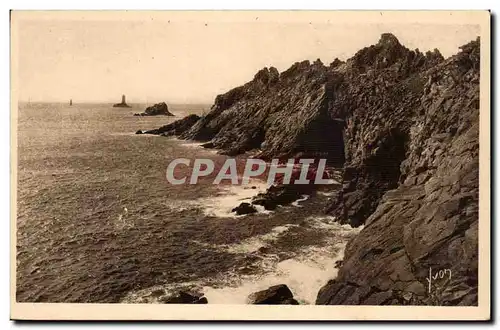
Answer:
15;102;361;304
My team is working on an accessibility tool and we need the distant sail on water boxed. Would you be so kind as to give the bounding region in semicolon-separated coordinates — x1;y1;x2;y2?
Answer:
70;99;72;106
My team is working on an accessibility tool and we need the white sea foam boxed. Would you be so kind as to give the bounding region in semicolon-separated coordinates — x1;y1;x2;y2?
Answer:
225;224;298;254
202;216;363;304
191;223;297;254
195;180;271;218
291;194;309;207
112;206;134;230
122;216;363;304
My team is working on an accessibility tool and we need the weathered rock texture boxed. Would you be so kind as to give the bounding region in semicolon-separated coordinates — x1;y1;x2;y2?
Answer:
252;184;310;211
134;102;174;116
247;284;299;305
316;36;480;305
179;60;346;166
141;34;480;305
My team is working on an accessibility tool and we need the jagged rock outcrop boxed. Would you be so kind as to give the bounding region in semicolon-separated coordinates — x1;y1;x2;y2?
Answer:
248;284;299;305
252;184;308;211
179;64;346;166
138;34;480;306
134;102;174;116
317;37;479;305
324;33;445;227
231;202;257;215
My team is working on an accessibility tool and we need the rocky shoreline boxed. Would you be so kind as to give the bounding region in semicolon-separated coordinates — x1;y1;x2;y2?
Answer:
146;284;300;305
138;34;480;306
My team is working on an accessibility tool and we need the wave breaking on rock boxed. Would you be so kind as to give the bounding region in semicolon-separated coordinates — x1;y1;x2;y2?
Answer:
138;33;480;306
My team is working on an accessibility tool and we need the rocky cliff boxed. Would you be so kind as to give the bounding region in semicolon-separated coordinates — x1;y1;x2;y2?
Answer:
144;33;480;305
179;58;346;165
316;35;480;306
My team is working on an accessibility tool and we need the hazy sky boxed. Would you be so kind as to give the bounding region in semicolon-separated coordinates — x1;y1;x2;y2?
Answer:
14;13;480;104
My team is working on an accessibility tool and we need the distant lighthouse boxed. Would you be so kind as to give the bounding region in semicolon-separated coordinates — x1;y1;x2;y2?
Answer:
113;94;131;108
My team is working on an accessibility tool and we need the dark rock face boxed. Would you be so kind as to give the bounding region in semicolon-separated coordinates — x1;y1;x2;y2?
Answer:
159;291;208;304
179;65;346;166
143;114;200;136
324;35;445;227
248;284;299;305
137;34;480;306
317;37;480;305
134;102;174;116
232;202;257;215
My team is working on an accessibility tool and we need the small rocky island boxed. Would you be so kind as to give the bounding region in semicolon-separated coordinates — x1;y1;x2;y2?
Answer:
134;102;174;116
113;94;131;108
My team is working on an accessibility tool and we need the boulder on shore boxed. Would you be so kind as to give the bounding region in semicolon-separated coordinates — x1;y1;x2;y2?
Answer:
251;184;309;210
134;102;174;116
247;284;299;305
232;202;257;215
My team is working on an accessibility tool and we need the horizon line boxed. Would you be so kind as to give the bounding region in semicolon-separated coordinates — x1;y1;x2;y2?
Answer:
17;100;214;105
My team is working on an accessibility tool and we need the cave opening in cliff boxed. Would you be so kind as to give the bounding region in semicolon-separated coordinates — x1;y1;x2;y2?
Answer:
297;117;346;167
245;127;266;151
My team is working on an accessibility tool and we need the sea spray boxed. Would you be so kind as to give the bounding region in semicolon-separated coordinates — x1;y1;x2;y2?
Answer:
122;216;362;304
201;217;363;304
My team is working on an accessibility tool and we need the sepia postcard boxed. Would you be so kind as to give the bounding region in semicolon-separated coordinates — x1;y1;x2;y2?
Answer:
10;10;491;321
